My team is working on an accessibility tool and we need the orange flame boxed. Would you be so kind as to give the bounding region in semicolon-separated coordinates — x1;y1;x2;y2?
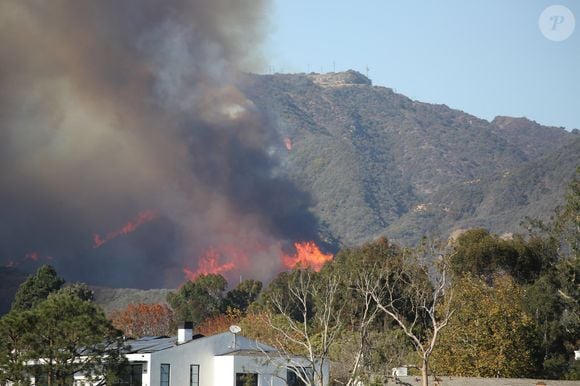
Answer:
24;252;53;262
5;251;54;267
183;248;237;280
24;252;40;261
93;210;158;248
282;241;333;272
284;137;292;151
181;240;332;282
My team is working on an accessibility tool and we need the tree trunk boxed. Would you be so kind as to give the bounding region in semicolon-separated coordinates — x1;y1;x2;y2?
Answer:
421;358;429;386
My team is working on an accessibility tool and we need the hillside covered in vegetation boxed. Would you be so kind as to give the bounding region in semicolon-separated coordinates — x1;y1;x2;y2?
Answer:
243;71;578;245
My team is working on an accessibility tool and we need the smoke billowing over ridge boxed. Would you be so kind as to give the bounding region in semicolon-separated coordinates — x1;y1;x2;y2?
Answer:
0;0;323;287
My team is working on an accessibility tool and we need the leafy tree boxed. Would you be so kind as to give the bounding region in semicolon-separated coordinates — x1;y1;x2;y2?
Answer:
328;237;406;385
167;274;227;325
524;256;580;379
1;291;126;386
11;265;64;312
2;265;127;385
110;303;175;339
238;311;287;348
450;229;555;284
264;268;342;386
30;291;126;386
0;310;36;385
197;308;242;336
255;270;313;322
431;274;539;378
554;166;580;257
224;279;262;313
358;240;454;386
57;283;95;302
546;169;580;379
522;167;580;379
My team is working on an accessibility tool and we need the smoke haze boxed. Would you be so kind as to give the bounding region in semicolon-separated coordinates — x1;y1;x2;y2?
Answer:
0;1;321;287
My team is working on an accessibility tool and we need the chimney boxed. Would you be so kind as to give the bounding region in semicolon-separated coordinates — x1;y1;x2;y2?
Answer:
178;321;193;344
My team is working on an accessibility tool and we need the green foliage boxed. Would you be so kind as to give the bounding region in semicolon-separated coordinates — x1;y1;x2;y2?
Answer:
256;270;313;322
58;282;95;302
521;168;580;379
246;72;577;246
167;274;227;325
332;236;401;272
450;229;556;284
1;277;126;385
432;275;539;378
554;166;580;257
330;236;432;336
11;265;64;312
29;292;126;385
0;310;36;385
224;279;262;313
0;267;28;316
524;256;580;379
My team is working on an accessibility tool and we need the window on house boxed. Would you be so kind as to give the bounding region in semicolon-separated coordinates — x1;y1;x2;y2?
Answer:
190;364;200;386
235;372;258;386
286;367;313;386
160;364;170;386
115;364;143;386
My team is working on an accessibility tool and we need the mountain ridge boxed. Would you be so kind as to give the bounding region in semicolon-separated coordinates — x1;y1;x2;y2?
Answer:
243;70;578;245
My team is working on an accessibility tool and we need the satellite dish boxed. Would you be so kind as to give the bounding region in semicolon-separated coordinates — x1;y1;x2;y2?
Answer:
229;325;242;334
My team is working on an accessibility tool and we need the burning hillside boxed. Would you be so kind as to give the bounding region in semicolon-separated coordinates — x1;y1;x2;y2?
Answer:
0;0;330;287
183;241;333;282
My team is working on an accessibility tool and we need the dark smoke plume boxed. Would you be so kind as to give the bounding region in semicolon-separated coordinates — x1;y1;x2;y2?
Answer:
0;1;321;287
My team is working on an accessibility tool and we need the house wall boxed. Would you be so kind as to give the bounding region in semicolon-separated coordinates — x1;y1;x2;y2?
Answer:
124;333;329;386
231;355;287;386
149;341;215;386
213;356;234;386
147;333;261;386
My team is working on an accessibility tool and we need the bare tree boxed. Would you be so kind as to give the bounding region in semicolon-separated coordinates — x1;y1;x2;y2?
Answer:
342;267;383;385
361;251;454;386
264;269;344;386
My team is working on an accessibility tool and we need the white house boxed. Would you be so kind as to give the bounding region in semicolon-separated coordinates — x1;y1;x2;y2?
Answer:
118;323;327;386
70;323;328;386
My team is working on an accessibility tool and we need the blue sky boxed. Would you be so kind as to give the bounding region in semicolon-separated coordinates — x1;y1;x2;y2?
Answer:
264;0;579;130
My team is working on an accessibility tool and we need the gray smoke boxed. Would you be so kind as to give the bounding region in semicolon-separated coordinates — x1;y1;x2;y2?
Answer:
0;0;321;287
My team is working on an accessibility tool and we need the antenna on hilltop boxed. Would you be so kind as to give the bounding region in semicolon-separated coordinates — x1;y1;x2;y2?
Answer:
365;65;370;78
229;325;242;349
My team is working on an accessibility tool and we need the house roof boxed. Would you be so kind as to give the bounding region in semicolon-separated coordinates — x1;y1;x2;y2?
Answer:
124;334;203;354
124;336;177;353
124;332;277;355
216;349;280;357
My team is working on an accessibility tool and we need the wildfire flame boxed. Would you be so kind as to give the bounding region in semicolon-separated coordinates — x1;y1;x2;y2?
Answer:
24;252;53;262
182;240;332;282
3;251;53;268
183;248;237;280
282;241;333;272
284;137;292;151
93;210;158;248
24;252;40;261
